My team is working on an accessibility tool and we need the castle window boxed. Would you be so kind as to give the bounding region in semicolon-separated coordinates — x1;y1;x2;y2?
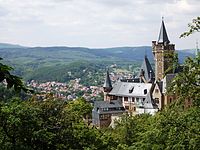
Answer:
144;89;147;95
125;106;129;110
100;114;109;120
155;89;159;93
155;98;159;104
103;108;109;111
124;97;128;101
132;97;135;102
133;107;136;111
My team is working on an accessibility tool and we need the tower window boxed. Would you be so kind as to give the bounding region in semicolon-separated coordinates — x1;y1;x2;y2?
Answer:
133;107;136;111
144;89;147;95
155;98;159;104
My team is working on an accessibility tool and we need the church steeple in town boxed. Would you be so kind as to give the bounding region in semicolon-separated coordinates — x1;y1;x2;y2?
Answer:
158;18;170;44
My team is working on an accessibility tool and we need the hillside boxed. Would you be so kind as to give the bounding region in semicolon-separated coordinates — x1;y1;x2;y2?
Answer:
0;43;196;83
0;43;25;49
0;44;195;65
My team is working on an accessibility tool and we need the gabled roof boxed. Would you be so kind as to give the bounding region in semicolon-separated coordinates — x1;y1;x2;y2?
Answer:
138;55;155;82
158;20;170;44
103;70;112;88
94;100;123;109
143;92;157;109
93;100;125;114
109;81;152;97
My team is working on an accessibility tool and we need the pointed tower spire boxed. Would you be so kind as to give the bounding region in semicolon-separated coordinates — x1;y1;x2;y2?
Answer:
158;18;170;44
138;55;155;82
103;69;112;91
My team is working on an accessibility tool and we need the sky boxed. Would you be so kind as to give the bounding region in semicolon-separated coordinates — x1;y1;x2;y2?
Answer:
0;0;199;49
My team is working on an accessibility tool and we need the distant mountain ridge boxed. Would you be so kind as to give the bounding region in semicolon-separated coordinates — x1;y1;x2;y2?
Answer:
0;43;196;83
0;43;25;49
0;43;196;64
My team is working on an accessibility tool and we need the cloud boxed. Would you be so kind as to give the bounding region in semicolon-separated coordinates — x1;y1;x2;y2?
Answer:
0;0;199;49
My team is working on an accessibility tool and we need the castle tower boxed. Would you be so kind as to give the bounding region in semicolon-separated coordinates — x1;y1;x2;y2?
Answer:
152;19;175;81
103;70;112;101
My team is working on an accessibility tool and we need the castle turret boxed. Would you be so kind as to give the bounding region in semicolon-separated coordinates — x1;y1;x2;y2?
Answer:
103;70;112;101
138;55;155;83
152;19;175;81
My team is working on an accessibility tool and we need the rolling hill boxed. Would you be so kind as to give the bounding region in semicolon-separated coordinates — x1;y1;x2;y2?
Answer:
0;43;196;83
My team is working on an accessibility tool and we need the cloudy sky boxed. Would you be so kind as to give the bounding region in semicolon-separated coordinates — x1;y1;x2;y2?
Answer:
0;0;199;49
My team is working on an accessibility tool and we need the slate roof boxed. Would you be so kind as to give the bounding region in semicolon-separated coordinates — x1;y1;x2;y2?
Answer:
109;81;152;97
158;20;170;44
93;100;125;114
143;92;158;109
138;56;155;82
103;70;112;88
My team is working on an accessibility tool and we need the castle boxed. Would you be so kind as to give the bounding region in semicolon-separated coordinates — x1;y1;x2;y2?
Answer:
92;19;178;128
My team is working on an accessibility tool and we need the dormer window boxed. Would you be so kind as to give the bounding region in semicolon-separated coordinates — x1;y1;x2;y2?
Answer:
129;86;134;93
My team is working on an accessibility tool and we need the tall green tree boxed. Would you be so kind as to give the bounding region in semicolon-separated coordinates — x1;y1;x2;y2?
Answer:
180;16;200;38
0;58;32;93
0;97;113;150
168;55;200;106
168;16;200;107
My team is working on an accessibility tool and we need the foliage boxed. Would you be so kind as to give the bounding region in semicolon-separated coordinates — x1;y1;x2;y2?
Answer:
167;54;200;107
164;52;179;75
0;97;114;150
180;16;200;38
24;61;107;86
0;17;199;150
110;114;151;146
107;106;200;150
0;58;32;93
0;45;193;85
66;97;93;119
170;16;200;107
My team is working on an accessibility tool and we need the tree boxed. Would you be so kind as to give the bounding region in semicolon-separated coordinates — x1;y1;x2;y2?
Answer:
180;16;200;38
168;55;200;107
168;16;200;107
164;52;179;75
0;97;111;150
129;106;200;150
66;97;93;119
0;58;32;93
